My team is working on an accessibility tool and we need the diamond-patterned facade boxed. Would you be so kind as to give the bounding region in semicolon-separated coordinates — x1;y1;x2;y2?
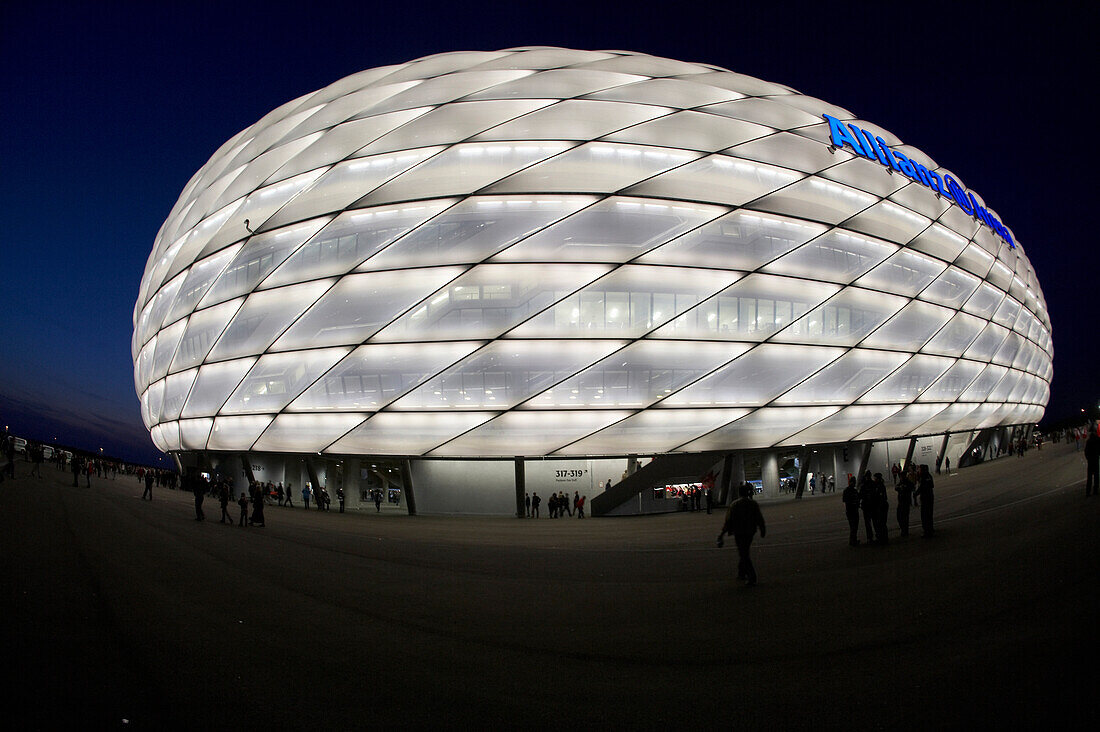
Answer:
135;48;1051;459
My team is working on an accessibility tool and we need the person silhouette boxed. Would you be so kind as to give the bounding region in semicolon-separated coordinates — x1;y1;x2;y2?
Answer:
717;483;767;585
1085;431;1099;497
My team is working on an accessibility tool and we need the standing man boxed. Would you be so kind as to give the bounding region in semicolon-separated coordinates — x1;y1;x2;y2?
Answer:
842;475;861;546
191;473;206;521
717;483;767;586
1085;429;1100;497
524;492;531;518
531;492;541;518
337;486;345;513
916;464;935;537
143;469;155;501
302;484;311;510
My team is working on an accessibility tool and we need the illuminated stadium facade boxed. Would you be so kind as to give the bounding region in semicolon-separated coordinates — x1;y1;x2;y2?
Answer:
133;48;1051;515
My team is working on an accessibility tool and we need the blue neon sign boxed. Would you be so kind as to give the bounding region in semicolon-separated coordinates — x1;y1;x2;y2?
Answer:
821;113;1014;248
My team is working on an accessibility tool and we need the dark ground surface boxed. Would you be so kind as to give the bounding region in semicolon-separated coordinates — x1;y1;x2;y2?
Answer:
2;441;1098;730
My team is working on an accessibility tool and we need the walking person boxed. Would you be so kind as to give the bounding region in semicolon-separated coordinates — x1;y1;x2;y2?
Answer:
191;474;206;521
373;489;382;512
577;495;585;519
858;472;877;545
1085;430;1099;497
717;482;767;586
842;475;861;546
531;492;540;518
896;466;915;537
218;481;233;524
143;470;154;501
917;464;936;537
872;473;889;545
284;482;294;507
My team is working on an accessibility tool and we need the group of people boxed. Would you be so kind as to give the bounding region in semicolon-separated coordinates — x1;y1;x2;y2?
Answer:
842;465;935;546
524;491;586;518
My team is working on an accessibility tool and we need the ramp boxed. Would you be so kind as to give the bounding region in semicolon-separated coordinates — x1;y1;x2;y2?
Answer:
590;451;725;517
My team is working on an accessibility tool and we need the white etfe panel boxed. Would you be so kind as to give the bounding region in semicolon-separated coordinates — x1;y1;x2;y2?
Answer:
221;348;350;414
170;298;244;372
429;409;633;456
208;415;274;451
858;355;954;403
253;413;367;453
181;357;256;418
264;200;456;286
289;342;483;412
625;155;802;207
774;349;908;405
762;228;896;284
272;268;464;350
207;281;334;362
327;412;496;455
556;408;750;455
680;406;840;451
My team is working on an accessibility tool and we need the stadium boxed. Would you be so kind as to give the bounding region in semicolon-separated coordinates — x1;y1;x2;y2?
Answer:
133;47;1051;515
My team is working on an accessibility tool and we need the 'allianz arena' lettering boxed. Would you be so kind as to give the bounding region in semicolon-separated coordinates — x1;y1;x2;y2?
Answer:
823;113;1014;248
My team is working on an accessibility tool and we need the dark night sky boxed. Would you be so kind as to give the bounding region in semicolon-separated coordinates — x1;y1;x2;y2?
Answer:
1;0;1094;465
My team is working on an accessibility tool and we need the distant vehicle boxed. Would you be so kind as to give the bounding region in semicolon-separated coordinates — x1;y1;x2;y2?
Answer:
13;437;27;457
41;446;55;460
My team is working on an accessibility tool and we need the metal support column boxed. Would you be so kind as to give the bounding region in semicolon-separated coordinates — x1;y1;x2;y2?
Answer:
514;458;526;518
401;459;417;516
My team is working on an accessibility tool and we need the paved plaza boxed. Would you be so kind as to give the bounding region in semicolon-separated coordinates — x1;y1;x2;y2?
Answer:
2;442;1097;729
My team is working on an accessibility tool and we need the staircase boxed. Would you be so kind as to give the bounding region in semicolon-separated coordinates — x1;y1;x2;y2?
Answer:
590;451;726;517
